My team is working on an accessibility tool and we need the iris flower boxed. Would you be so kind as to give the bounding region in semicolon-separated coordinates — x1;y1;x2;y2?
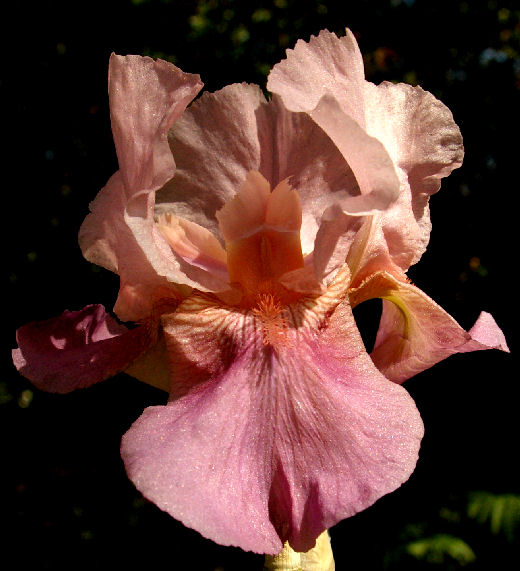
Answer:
13;30;508;555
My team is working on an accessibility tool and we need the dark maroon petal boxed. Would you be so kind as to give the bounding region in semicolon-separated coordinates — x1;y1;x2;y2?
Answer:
13;305;153;393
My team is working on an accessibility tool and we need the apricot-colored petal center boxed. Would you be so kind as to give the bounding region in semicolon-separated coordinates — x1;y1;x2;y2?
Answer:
216;171;305;301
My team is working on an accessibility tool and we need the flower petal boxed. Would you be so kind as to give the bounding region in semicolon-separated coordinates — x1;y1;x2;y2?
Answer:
109;54;203;194
269;30;464;280
157;85;358;257
13;305;156;393
267;29;366;125
308;94;400;214
364;81;464;199
157;213;228;280
459;311;510;354
311;204;364;283
122;285;423;554
261;96;362;255
156;83;267;236
79;56;205;309
268;30;400;215
349;271;509;383
80;172;182;321
349;81;464;277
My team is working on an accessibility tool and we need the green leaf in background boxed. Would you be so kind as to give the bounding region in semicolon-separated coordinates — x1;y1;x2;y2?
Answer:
405;534;476;566
468;492;520;543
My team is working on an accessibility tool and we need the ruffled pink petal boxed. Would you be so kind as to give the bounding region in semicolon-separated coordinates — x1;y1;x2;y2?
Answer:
79;56;207;307
364;81;464;200
79;173;180;322
121;288;423;554
349;272;509;383
268;31;400;216
267;29;366;125
109;54;203;196
268;30;464;280
13;305;156;393
352;81;464;275
157;85;358;257
156;84;267;238
260;95;362;255
307;94;400;214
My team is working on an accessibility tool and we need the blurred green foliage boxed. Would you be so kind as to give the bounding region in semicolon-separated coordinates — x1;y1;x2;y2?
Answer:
468;492;520;543
405;535;476;566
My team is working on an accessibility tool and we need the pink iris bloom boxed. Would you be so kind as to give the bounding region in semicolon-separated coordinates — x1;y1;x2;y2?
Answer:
13;30;508;555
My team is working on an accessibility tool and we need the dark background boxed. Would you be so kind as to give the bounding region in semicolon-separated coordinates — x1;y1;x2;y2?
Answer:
3;1;519;569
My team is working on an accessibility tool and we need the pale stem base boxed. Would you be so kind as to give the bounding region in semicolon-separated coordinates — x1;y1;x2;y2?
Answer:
263;530;335;571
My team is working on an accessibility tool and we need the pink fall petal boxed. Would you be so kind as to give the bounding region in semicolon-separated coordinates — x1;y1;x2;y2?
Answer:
13;305;157;393
349;271;509;383
121;281;423;554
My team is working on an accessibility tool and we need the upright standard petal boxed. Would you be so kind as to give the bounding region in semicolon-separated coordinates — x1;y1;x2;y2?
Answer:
157;85;358;259
121;271;423;554
13;305;158;393
349;272;509;383
268;29;464;282
268;30;400;216
267;29;366;125
349;82;464;279
109;54;203;196
79;56;204;316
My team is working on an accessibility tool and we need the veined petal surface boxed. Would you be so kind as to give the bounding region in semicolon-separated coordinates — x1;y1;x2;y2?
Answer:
121;280;423;554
